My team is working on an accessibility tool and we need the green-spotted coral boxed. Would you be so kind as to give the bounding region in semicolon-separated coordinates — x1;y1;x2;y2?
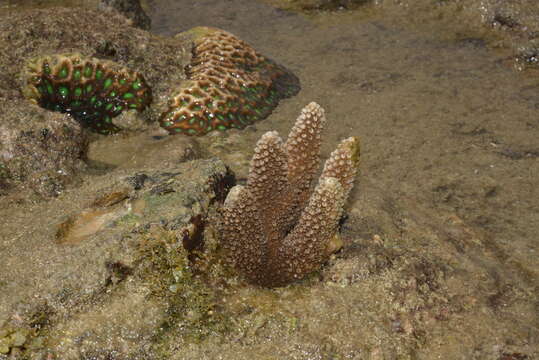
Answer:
23;53;152;135
159;27;300;136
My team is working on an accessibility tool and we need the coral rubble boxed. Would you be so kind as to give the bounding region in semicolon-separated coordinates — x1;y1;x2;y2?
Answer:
159;27;300;136
218;102;360;287
23;53;152;135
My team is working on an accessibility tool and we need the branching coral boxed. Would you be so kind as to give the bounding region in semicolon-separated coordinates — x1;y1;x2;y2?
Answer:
159;27;300;136
23;53;152;135
218;102;360;287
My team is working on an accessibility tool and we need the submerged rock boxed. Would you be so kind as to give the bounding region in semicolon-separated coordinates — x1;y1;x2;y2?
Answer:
0;98;88;198
98;0;152;30
0;158;233;358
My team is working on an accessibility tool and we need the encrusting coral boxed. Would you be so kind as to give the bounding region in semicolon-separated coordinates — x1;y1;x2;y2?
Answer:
218;102;360;287
23;53;152;135
159;27;300;136
19;28;298;137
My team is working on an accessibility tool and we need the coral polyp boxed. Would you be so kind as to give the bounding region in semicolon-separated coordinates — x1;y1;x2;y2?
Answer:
23;53;152;135
159;27;300;136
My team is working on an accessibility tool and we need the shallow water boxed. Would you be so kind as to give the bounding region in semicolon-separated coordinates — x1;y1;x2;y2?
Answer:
0;0;537;357
149;0;538;266
148;0;538;356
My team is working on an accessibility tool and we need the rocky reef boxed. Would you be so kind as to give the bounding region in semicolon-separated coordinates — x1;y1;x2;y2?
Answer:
0;6;298;199
160;27;300;136
0;6;182;199
219;102;360;287
0;155;235;358
1;1;537;359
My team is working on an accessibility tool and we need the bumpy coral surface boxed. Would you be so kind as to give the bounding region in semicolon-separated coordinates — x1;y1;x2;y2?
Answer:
219;102;360;287
23;53;152;135
159;27;300;136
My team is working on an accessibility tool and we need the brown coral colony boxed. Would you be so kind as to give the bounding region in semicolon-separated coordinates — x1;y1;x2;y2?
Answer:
219;102;360;287
21;28;298;137
159;27;300;136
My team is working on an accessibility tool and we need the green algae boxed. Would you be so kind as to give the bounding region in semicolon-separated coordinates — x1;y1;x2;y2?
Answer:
133;228;232;352
4;304;57;359
0;327;29;355
114;213;142;227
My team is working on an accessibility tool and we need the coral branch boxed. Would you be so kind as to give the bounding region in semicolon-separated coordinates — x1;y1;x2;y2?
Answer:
321;136;361;199
278;177;346;282
219;102;360;287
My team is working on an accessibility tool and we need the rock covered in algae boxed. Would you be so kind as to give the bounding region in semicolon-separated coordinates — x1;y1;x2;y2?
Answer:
0;157;234;358
0;0;151;30
159;27;300;136
23;53;152;135
0;98;88;199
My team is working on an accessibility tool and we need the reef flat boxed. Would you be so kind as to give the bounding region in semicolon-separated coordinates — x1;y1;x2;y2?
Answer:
1;0;538;359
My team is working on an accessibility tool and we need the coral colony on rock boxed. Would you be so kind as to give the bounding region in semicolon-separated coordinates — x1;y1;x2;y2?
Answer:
23;53;153;135
159;27;300;135
20;28;298;137
218;102;360;287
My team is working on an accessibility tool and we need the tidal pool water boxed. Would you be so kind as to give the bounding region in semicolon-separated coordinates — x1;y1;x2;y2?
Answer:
148;0;538;357
0;0;537;358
